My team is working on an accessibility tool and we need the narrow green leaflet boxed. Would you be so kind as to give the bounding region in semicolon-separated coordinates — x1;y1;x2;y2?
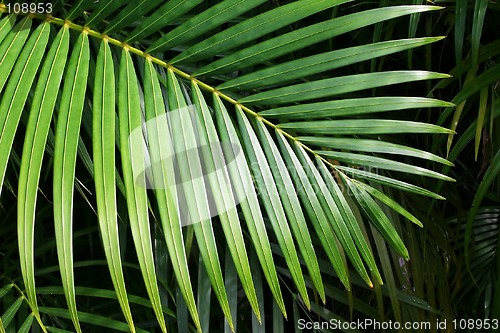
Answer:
298;137;452;166
236;107;310;309
275;131;352;289
147;0;266;53
17;25;71;330
0;16;31;94
318;150;454;182
343;177;409;259
240;71;450;104
117;49;166;333
166;70;233;330
213;94;284;318
454;0;467;64
143;58;201;332
1;297;22;328
254;120;325;303
126;0;203;42
336;166;445;200
0;21;50;314
104;0;164;34
315;157;382;284
170;0;350;63
354;181;423;227
92;39;135;333
260;97;453;119
17;314;34;333
219;37;443;90
0;14;16;46
0;284;13;298
471;0;488;67
279;119;454;135
53;31;90;333
196;6;441;76
293;142;378;286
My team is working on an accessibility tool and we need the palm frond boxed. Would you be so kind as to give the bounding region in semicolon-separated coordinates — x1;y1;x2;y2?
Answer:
0;1;455;331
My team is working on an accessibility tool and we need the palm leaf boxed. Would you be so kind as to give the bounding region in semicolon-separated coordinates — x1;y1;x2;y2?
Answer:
0;1;454;331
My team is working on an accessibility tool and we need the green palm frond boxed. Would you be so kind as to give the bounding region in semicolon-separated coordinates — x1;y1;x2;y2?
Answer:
0;1;454;331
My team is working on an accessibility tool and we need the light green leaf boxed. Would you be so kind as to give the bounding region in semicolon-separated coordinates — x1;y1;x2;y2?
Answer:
0;16;31;93
213;94;284;319
148;0;267;53
279;119;454;135
143;58;201;332
0;14;16;46
317;150;454;182
240;71;450;104
17;313;34;333
298;137;452;166
316;158;383;284
170;0;350;63
236;107;310;309
166;70;233;331
117;48;166;333
53;31;90;333
254;120;325;303
93;39;135;332
343;177;409;259
293;142;378;287
1;297;22;328
336;166;445;199
261;97;454;119
354;182;423;227
197;6;441;76
17;24;71;330
219;37;444;90
275;132;352;289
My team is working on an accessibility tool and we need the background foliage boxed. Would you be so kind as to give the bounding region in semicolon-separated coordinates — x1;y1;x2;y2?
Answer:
0;0;498;332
